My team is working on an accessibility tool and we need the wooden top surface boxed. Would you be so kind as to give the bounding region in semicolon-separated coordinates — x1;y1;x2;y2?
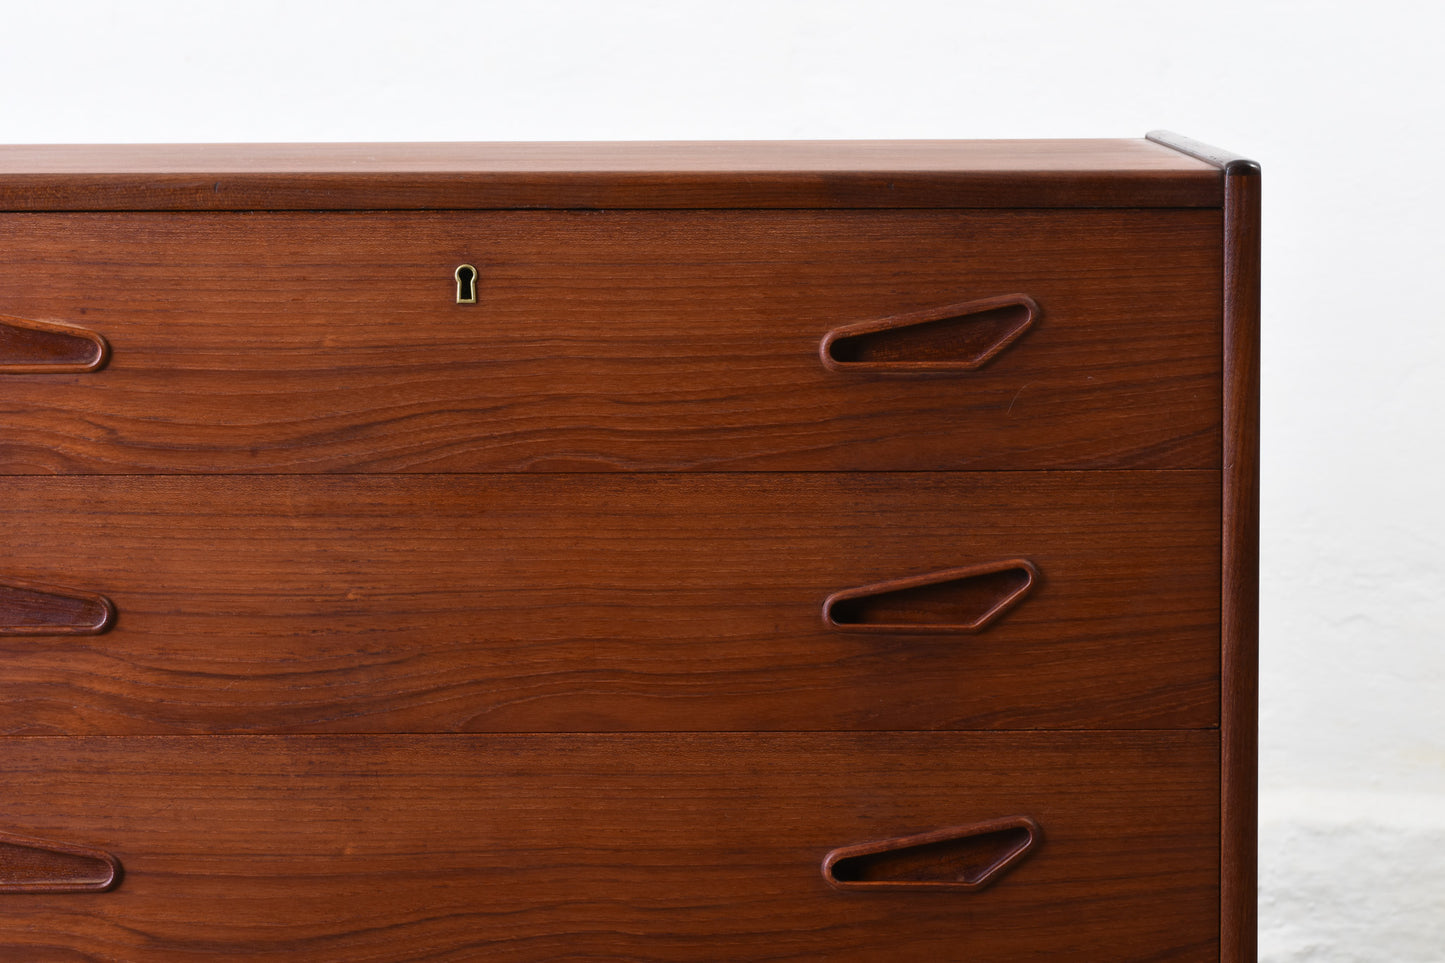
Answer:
0;138;1220;210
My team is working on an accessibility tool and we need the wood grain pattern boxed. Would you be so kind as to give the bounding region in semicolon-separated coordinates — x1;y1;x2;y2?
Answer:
0;732;1219;962
0;472;1219;734
0;135;1249;959
1152;129;1261;963
0;139;1221;211
0;209;1222;473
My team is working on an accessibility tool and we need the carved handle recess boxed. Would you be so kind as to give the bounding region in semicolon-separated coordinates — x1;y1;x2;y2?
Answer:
823;816;1040;891
0;314;110;373
823;560;1038;634
820;295;1038;372
0;579;115;636
0;831;120;893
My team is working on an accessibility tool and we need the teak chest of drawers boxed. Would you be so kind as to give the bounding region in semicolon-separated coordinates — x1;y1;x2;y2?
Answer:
0;133;1259;962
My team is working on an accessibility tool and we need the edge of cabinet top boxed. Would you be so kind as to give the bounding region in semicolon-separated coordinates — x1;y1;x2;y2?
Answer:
0;138;1221;211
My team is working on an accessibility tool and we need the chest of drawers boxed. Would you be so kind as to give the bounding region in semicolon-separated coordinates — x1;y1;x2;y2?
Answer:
0;133;1258;961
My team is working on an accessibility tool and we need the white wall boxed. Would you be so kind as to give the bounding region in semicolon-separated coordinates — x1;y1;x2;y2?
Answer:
4;1;1442;957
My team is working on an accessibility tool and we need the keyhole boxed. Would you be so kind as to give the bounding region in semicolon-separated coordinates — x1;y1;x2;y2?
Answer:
455;264;478;304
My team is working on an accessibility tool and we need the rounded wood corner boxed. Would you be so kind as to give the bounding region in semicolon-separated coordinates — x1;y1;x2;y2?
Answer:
1145;130;1260;177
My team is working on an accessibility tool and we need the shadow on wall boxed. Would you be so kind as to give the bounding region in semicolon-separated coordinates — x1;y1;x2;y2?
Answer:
1259;792;1445;962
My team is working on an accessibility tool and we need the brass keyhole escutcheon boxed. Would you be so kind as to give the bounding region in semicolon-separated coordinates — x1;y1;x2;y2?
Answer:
455;264;478;304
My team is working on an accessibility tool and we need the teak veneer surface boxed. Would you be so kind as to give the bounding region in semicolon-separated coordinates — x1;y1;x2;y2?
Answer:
0;732;1219;962
0;472;1218;733
0;135;1256;962
0;139;1220;210
0;210;1221;473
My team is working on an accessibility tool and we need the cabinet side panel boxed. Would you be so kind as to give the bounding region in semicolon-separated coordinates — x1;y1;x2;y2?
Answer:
1222;164;1261;963
1147;131;1260;961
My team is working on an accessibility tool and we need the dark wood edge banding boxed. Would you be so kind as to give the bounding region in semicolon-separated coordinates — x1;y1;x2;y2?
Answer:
821;816;1040;891
819;295;1039;373
821;559;1039;634
1153;129;1261;963
0;830;121;893
0;314;111;374
0;173;1224;212
1219;147;1261;963
0;578;117;636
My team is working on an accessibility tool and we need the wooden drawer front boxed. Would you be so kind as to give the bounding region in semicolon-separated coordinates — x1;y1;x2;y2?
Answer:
0;472;1218;733
0;732;1219;962
0;209;1220;473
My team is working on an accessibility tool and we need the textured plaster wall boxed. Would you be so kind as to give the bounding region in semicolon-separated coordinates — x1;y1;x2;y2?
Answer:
3;1;1443;957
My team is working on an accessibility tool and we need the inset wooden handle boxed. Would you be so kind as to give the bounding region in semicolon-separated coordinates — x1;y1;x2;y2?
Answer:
0;579;115;636
0;314;110;373
820;295;1037;372
0;831;120;893
822;816;1039;892
823;560;1038;634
